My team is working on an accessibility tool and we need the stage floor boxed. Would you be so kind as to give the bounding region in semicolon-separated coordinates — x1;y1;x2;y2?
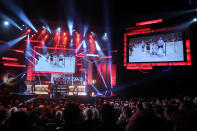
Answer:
8;92;102;105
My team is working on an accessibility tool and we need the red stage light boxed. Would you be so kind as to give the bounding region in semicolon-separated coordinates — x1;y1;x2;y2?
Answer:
63;37;67;47
3;62;26;67
34;46;75;51
100;56;112;59
124;24;192;70
43;81;51;84
8;49;24;53
88;35;96;52
0;40;6;44
112;64;117;86
136;19;163;26
24;40;42;43
2;57;17;61
33;71;73;74
28;29;31;32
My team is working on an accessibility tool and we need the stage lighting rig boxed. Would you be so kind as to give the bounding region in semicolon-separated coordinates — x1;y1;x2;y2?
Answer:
3;21;9;26
193;18;197;22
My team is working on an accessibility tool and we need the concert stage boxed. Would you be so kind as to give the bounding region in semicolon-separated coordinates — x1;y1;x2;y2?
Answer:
0;25;117;97
8;91;104;105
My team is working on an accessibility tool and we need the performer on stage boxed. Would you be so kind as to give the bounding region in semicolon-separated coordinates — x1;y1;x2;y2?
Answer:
141;40;145;52
157;37;165;53
31;78;37;94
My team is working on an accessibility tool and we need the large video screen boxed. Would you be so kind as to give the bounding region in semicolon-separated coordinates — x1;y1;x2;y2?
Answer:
34;47;75;73
128;32;184;63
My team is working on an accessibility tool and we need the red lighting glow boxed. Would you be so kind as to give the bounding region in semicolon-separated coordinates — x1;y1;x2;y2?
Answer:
136;19;163;26
112;64;117;86
63;37;67;47
127;66;153;70
43;35;48;42
76;63;82;66
32;74;51;76
2;57;17;61
43;81;51;84
76;33;80;47
34;46;75;51
3;63;26;67
124;23;192;70
0;40;6;44
8;49;24;53
88;63;93;85
80;69;88;71
100;56;112;59
33;71;73;74
89;35;96;53
24;40;42;43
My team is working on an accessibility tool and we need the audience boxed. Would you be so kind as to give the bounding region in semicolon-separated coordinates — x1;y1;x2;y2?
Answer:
0;95;196;131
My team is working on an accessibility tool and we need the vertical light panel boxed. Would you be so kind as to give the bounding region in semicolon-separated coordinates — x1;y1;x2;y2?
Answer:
186;40;191;65
124;33;127;66
102;64;107;81
27;60;33;81
112;64;117;86
98;63;102;85
88;62;93;85
107;64;111;86
89;37;96;53
136;19;163;26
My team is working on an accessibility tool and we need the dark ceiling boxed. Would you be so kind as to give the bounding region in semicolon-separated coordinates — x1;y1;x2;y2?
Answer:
0;0;195;28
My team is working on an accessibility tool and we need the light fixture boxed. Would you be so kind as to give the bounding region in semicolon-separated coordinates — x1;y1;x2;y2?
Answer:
4;21;9;26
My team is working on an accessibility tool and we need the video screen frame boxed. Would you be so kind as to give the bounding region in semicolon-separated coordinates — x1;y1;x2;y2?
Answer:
33;46;76;74
126;31;187;63
124;30;192;69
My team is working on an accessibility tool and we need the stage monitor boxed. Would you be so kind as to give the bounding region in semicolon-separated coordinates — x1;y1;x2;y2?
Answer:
34;47;76;73
124;27;191;69
128;32;184;63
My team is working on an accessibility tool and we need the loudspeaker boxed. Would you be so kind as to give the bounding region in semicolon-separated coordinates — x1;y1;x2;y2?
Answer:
0;70;27;93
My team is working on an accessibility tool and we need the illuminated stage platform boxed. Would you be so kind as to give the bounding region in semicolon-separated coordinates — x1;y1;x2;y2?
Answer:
26;84;88;96
11;92;101;105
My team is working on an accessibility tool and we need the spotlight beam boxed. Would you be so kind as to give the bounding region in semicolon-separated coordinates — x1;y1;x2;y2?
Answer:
30;48;47;60
0;11;22;30
0;35;27;55
86;76;102;95
83;40;87;49
1;0;37;32
94;61;108;89
0;72;27;86
68;20;73;35
25;57;34;65
40;18;51;33
83;25;88;37
95;41;104;56
75;40;84;53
